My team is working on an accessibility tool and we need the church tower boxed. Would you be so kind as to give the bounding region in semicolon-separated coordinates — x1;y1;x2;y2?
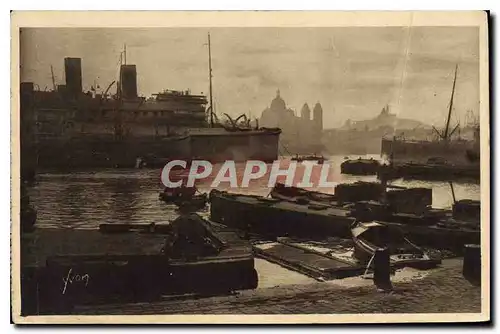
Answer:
313;102;323;131
301;103;311;121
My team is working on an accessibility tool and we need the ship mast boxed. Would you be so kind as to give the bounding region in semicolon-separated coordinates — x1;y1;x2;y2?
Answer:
124;43;127;65
443;64;458;141
50;65;56;91
208;32;214;127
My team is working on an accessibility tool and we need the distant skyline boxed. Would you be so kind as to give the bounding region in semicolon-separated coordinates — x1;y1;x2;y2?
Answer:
20;27;479;129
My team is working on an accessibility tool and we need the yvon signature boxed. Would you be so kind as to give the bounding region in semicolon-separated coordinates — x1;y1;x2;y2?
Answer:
62;268;90;294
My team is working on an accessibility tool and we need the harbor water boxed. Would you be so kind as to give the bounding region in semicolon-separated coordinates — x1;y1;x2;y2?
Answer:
26;155;480;288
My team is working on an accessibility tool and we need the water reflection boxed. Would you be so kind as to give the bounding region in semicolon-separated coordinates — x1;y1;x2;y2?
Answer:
28;156;480;229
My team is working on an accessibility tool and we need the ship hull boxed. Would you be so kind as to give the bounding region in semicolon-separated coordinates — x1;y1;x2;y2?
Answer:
187;128;281;163
381;138;479;166
35;135;190;169
33;129;281;169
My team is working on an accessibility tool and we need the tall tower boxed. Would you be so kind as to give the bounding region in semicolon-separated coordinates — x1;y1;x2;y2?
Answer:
64;57;82;97
313;102;323;131
301;103;311;121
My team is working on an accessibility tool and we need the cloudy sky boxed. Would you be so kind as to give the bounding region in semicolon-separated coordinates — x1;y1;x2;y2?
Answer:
20;27;479;129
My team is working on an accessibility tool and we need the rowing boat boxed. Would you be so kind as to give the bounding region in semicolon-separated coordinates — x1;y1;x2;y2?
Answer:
351;221;441;269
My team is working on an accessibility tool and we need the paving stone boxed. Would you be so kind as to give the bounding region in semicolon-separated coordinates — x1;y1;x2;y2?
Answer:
73;262;482;315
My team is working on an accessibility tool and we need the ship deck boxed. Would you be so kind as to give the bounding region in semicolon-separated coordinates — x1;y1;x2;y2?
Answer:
218;192;351;218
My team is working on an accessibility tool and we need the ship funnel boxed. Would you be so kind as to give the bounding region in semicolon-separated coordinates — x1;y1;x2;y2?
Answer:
64;57;83;97
119;65;138;100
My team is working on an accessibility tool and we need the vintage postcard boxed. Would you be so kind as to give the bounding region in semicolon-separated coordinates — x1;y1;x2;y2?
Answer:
11;11;490;324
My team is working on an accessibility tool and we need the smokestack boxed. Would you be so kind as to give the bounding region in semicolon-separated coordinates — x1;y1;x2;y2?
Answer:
64;57;82;97
119;65;138;100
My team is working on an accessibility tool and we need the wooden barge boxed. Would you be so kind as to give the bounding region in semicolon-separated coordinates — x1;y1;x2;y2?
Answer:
269;183;479;251
253;241;365;280
270;182;432;214
20;214;257;315
209;189;355;239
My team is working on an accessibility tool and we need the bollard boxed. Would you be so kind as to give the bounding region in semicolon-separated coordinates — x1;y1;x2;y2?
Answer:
373;248;392;291
463;244;481;283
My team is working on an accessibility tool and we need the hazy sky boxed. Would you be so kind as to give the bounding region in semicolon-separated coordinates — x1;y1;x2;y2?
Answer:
20;27;479;129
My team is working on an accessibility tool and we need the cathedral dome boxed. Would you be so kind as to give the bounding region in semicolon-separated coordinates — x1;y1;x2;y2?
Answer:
270;89;286;111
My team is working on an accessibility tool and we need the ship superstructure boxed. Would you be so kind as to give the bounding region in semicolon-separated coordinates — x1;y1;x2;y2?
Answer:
20;36;281;169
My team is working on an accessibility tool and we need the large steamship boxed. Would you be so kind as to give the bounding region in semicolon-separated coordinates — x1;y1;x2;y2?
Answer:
20;35;281;172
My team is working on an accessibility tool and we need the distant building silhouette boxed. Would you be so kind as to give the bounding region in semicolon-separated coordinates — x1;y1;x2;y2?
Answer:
340;105;427;131
259;90;323;154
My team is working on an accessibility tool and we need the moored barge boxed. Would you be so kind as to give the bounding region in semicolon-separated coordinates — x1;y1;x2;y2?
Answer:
20;214;257;315
209;189;355;239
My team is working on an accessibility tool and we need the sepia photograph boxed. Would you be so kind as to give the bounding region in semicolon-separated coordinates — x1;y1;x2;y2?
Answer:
11;11;490;324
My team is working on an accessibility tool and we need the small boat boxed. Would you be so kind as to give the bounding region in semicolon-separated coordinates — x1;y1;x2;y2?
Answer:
174;193;208;212
351;221;441;269
291;154;326;164
159;185;198;203
340;158;381;175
